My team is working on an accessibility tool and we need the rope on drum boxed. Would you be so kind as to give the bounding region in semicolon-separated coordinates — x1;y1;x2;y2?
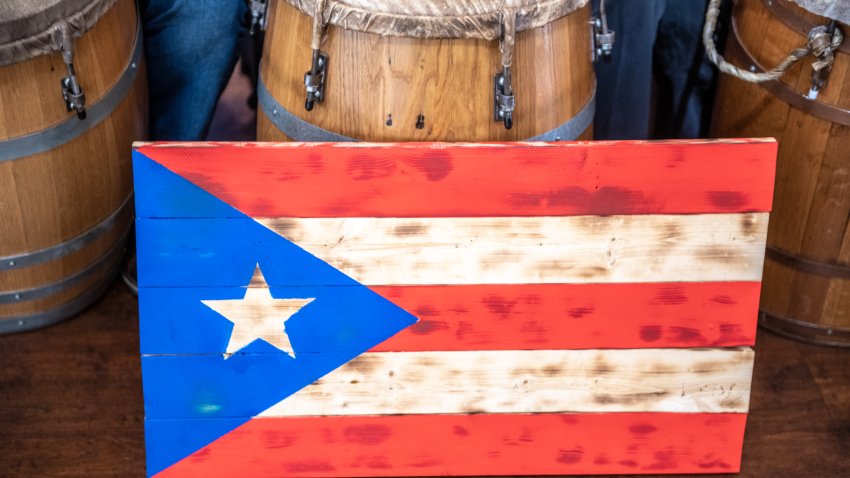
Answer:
702;0;843;98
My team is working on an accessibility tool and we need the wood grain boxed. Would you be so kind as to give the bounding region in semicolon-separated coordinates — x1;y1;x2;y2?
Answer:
711;0;850;339
135;140;778;218
150;413;749;477
258;0;594;141
139;281;760;354
257;213;768;285
0;0;147;321
136;213;767;287
257;348;754;416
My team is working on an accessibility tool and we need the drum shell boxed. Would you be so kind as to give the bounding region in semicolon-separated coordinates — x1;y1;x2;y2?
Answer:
711;0;850;345
0;0;147;331
258;0;595;142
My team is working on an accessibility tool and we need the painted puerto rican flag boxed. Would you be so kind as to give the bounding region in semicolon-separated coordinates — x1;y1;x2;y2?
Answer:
134;140;776;477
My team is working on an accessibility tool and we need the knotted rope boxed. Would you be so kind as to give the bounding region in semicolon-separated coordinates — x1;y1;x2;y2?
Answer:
702;0;843;83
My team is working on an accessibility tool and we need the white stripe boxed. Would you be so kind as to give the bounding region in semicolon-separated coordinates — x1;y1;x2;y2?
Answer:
258;213;767;285
260;348;754;417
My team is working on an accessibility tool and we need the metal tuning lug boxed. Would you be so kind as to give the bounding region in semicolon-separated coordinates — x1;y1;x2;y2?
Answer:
494;67;515;130
590;0;615;63
807;67;827;100
61;61;86;120
304;49;328;111
248;0;268;35
805;22;840;100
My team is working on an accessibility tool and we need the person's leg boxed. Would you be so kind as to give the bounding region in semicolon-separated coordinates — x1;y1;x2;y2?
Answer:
653;0;717;139
593;0;666;140
140;0;248;140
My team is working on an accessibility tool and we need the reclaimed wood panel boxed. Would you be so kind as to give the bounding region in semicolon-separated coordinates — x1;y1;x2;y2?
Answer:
372;282;760;350
133;140;777;219
259;348;754;416
139;281;760;355
148;413;748;477
136;214;767;287
257;214;768;285
141;348;753;419
132;141;775;477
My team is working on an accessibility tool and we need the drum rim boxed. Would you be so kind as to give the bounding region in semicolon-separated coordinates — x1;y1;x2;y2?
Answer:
0;0;118;67
285;0;589;40
257;74;597;142
790;0;850;26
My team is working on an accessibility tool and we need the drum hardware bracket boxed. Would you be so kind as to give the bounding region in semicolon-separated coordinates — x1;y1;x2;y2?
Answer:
591;0;615;63
806;21;842;100
304;50;328;111
494;68;515;129
260;75;596;142
58;24;86;120
61;69;86;120
2;16;142;162
249;0;268;35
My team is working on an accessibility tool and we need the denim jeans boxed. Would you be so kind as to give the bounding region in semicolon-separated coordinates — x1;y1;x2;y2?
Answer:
140;0;248;140
593;0;716;140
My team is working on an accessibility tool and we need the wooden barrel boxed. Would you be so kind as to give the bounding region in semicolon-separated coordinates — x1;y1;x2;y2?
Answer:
0;0;148;333
258;0;595;142
711;0;850;346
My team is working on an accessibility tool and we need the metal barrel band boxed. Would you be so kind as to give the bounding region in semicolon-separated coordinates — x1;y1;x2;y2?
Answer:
0;257;123;334
528;82;595;141
0;193;133;271
759;309;850;347
260;75;595;142
258;78;355;141
0;15;143;162
0;222;130;305
766;245;850;279
763;0;850;54
729;15;850;126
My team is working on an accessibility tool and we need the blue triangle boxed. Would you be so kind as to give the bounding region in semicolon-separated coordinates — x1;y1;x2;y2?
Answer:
134;152;417;475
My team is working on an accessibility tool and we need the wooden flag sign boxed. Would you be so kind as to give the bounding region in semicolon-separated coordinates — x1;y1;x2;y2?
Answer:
134;140;777;477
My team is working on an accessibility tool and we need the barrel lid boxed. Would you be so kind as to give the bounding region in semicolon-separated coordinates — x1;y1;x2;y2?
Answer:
287;0;588;40
792;0;850;25
0;0;116;66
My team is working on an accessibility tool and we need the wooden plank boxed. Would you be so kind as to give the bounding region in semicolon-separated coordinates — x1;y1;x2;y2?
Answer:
259;213;769;285
137;213;768;287
139;281;760;354
142;348;753;419
260;348;754;416
133;140;777;219
148;413;748;477
372;282;760;350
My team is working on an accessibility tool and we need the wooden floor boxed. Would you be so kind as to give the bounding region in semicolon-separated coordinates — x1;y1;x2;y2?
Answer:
1;281;848;477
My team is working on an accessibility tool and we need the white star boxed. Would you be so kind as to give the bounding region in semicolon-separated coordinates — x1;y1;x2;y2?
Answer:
201;264;314;358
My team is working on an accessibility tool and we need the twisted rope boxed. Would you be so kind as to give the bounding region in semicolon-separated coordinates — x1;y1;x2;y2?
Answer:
499;8;518;68
310;0;329;50
702;0;843;83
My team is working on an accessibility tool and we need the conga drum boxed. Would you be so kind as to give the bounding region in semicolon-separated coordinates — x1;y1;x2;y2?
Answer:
258;0;596;141
711;0;850;345
0;0;148;332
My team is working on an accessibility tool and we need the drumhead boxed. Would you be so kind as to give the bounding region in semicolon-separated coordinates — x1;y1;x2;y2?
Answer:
287;0;588;40
792;0;850;25
0;0;116;66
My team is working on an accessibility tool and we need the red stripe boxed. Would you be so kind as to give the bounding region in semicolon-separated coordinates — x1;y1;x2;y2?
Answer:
370;282;759;350
138;141;776;217
155;413;746;477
